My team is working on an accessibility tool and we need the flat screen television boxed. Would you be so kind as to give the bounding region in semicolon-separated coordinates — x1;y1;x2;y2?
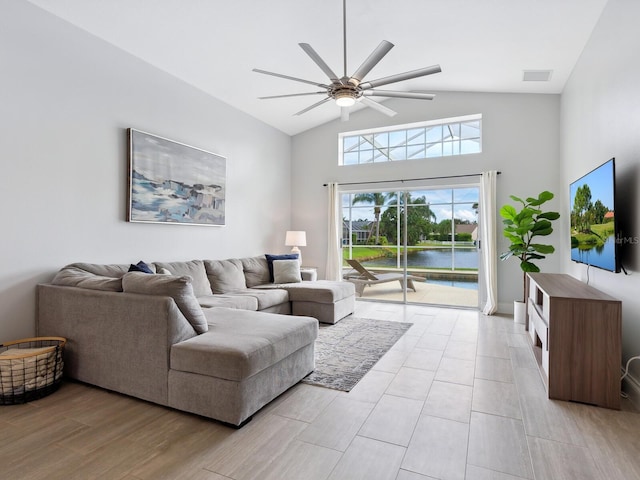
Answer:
570;158;620;272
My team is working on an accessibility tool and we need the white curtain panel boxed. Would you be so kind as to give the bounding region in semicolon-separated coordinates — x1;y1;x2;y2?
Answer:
480;171;498;315
325;182;342;281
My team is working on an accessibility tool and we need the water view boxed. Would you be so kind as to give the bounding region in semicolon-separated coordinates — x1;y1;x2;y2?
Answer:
355;247;479;290
359;247;478;269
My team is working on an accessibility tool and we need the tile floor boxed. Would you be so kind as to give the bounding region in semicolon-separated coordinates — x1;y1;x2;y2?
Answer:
1;301;639;479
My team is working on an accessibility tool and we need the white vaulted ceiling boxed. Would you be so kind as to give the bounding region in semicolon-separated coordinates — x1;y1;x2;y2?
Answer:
26;0;608;135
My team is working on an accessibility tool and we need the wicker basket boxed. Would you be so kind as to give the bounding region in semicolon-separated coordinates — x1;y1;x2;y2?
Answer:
0;337;66;405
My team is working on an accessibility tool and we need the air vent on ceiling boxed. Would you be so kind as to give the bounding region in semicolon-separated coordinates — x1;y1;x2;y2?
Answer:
523;70;553;82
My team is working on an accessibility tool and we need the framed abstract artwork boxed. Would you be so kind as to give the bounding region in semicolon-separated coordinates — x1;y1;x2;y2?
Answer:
127;129;226;226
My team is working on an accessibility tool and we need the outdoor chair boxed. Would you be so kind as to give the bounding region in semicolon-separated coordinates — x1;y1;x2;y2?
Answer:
343;259;422;297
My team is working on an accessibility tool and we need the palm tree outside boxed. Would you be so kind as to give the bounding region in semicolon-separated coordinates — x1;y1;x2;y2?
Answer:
351;192;391;244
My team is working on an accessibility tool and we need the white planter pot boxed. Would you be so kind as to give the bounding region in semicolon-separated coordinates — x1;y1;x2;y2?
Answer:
513;300;526;324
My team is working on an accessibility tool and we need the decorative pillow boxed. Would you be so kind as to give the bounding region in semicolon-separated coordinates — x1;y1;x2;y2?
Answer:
204;259;246;294
265;253;299;282
152;260;213;297
157;267;172;275
128;260;154;274
122;272;208;334
272;259;302;284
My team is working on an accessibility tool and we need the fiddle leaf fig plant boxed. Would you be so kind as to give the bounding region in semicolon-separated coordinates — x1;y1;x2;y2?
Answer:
500;191;560;302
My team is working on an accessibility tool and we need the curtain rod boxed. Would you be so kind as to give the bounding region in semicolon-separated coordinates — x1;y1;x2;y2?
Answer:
322;171;501;187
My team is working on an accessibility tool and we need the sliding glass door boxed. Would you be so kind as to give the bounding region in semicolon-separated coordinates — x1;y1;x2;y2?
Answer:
342;185;480;308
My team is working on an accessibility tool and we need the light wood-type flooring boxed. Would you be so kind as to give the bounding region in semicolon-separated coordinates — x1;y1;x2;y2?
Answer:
2;301;639;480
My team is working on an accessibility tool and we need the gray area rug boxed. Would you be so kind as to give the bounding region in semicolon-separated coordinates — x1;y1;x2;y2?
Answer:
302;316;413;392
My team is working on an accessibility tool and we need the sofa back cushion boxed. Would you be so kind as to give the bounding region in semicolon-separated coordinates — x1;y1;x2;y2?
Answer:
241;256;271;287
152;260;213;297
122;272;208;334
51;265;124;292
204;259;246;294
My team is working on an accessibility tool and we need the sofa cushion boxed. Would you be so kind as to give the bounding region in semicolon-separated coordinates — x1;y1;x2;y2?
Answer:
204;259;246;294
170;307;317;381
265;253;299;282
273;259;302;284
197;294;258;311
51;266;124;292
122;272;208;334
260;280;355;304
153;260;213;297
234;288;290;310
241;256;271;288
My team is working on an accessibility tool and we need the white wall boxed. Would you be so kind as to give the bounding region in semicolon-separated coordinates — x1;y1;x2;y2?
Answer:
0;1;292;341
291;91;562;311
560;0;640;395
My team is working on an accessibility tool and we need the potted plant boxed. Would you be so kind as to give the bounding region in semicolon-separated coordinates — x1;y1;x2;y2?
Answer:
500;191;560;323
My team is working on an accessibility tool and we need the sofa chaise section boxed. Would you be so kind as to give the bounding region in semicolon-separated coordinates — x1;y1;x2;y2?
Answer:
169;307;316;425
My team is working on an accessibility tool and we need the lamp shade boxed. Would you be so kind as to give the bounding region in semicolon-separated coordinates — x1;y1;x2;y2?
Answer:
285;230;307;247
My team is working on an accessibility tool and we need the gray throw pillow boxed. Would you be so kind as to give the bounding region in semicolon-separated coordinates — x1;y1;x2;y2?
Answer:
122;272;208;334
272;259;302;284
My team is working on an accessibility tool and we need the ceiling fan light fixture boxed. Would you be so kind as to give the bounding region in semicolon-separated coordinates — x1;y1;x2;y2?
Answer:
334;92;356;107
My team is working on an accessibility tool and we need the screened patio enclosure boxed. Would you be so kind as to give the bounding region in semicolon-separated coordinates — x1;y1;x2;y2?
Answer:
341;186;480;307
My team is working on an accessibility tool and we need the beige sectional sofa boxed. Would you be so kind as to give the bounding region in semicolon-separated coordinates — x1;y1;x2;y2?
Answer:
37;255;355;427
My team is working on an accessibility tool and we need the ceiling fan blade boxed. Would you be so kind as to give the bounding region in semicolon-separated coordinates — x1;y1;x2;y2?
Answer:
252;68;329;88
349;40;394;85
258;92;326;100
363;90;435;100
341;107;350;122
360;64;441;90
294;97;332;116
299;43;341;83
360;96;397;117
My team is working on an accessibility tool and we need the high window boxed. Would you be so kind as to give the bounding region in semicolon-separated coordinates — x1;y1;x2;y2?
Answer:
339;114;481;166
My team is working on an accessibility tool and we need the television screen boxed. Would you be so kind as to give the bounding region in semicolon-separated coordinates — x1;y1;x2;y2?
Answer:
570;158;619;272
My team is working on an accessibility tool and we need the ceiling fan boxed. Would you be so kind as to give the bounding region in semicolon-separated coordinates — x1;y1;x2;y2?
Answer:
253;0;441;120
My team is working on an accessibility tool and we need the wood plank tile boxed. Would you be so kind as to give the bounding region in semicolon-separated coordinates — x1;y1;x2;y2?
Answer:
422;380;473;424
465;464;529;479
566;402;640;480
372;349;411;374
508;347;538;370
472;378;522;420
416;333;449;351
401;414;468;480
519;397;587;446
403;347;443;371
297;396;375;451
467;412;533;479
339;370;395;403
257;440;342;480
474;356;514;384
528;436;604;480
435;357;475;386
396;469;439;479
204;414;308;480
358;394;423;446
444;340;477;361
386;367;435;401
270;383;339;422
327;435;406;480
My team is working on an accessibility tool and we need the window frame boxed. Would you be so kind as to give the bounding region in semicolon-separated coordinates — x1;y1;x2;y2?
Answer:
338;114;482;166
